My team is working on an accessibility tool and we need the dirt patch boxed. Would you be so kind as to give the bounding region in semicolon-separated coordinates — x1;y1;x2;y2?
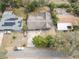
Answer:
2;32;27;51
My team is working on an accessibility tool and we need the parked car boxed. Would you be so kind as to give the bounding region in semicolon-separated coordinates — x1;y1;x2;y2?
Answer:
14;47;25;51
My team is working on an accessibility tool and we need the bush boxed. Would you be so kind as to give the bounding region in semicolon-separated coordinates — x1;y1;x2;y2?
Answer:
33;35;55;48
0;2;6;12
68;0;78;3
51;13;58;26
26;1;40;12
45;35;55;47
56;3;70;8
48;2;56;11
70;3;79;16
22;21;27;32
33;35;48;48
12;36;16;40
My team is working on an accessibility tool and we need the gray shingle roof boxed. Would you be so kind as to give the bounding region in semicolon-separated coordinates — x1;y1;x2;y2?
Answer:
27;12;52;30
0;11;22;31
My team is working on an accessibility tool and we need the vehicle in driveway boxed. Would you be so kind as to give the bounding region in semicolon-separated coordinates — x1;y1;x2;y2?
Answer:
14;47;25;51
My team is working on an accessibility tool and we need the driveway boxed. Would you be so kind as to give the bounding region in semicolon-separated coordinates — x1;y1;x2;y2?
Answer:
0;32;4;46
27;31;42;47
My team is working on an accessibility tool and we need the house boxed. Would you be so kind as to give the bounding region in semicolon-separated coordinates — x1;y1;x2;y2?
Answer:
57;23;73;30
55;8;79;31
27;7;52;30
0;11;23;31
26;7;52;47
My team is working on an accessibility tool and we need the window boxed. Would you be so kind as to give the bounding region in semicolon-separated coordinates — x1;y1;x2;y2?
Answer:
67;26;72;29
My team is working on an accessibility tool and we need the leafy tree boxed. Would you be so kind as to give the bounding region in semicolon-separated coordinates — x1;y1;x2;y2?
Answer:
33;35;55;48
68;0;78;3
33;35;48;48
70;3;79;16
0;2;6;12
45;35;55;47
26;0;40;12
56;3;70;8
51;13;58;26
22;22;27;32
1;0;22;7
48;2;56;11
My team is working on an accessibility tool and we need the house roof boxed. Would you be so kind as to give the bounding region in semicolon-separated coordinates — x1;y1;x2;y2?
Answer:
58;15;79;25
55;8;79;25
0;11;22;31
27;11;52;30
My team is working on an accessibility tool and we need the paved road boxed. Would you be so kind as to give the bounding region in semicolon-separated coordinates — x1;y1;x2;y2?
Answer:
7;48;67;58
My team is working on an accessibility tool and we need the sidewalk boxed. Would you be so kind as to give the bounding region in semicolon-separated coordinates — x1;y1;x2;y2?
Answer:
0;32;4;46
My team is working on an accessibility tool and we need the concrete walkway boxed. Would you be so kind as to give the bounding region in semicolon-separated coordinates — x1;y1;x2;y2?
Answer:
27;31;42;47
0;32;4;46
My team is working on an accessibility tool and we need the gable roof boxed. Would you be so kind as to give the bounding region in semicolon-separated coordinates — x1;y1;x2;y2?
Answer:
0;11;22;31
58;15;79;25
27;11;52;30
55;8;79;25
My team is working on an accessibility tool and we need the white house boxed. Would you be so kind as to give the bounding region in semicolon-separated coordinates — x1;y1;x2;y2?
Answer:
57;23;72;30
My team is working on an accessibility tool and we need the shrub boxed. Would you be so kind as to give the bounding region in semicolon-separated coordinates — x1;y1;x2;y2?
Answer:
68;0;78;3
22;21;27;32
0;2;6;12
56;3;70;8
26;1;40;12
51;13;58;26
45;35;55;47
33;35;48;48
12;36;16;39
48;2;56;11
33;35;55;48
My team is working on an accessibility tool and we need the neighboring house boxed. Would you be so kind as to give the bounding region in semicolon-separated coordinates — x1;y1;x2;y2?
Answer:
0;11;23;31
55;8;79;31
27;7;52;30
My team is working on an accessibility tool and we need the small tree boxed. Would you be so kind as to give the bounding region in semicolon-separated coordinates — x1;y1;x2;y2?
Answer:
33;35;55;48
33;35;48;48
51;13;58;26
26;0;40;12
45;35;55;47
56;3;70;8
48;2;56;11
22;22;27;32
0;2;6;12
68;0;78;3
12;36;16;40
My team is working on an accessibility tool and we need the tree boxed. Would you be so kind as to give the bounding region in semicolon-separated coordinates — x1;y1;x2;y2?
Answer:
33;35;55;48
1;0;22;7
26;0;40;12
51;13;58;26
22;21;27;32
33;35;48;48
45;35;55;47
56;3;70;8
68;0;78;3
0;2;6;12
70;3;79;16
48;2;56;11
